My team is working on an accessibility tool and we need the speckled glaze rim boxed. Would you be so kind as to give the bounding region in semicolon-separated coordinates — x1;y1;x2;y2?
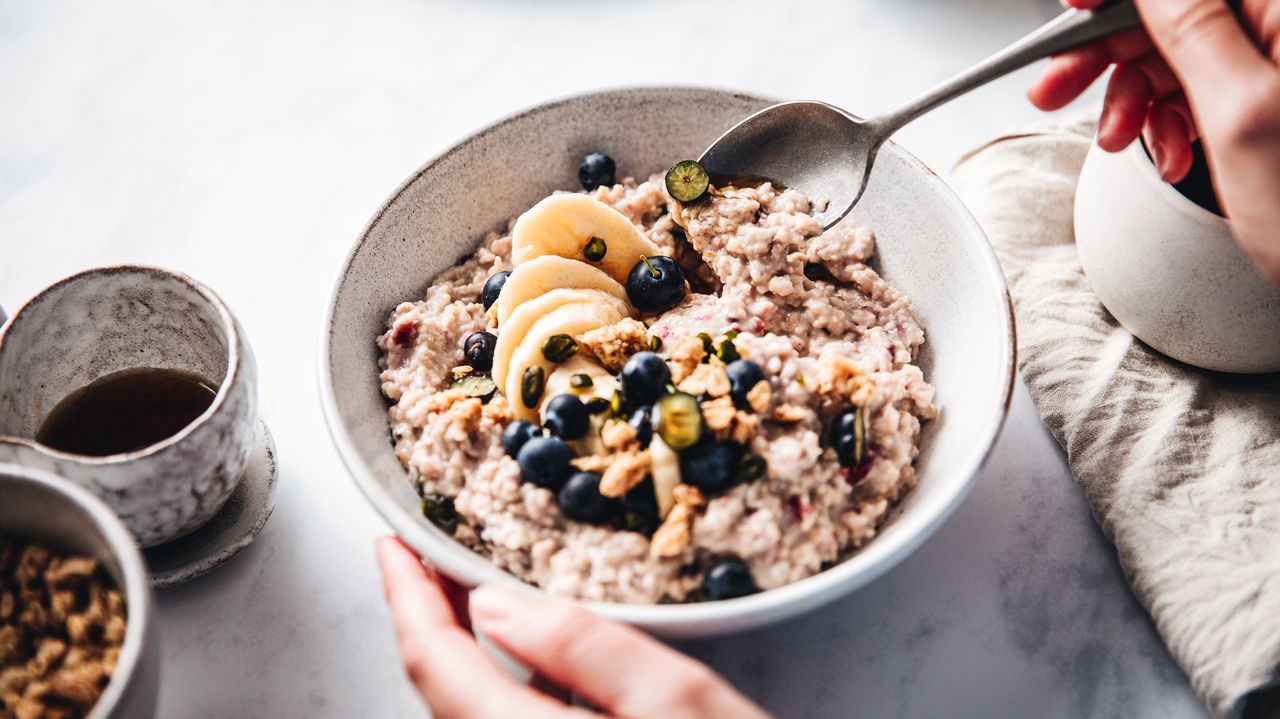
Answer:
0;263;242;463
0;463;153;719
319;85;1017;634
1125;139;1234;229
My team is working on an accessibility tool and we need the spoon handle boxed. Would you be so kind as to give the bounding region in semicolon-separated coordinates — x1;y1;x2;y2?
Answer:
869;0;1141;141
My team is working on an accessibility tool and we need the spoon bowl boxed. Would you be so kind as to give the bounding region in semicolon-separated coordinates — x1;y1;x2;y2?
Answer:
699;101;880;229
700;1;1141;226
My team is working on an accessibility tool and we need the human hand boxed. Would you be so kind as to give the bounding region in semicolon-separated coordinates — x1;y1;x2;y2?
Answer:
375;537;772;719
1029;0;1280;286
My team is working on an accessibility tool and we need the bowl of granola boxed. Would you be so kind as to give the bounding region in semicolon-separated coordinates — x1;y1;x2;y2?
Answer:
320;87;1015;637
0;463;159;718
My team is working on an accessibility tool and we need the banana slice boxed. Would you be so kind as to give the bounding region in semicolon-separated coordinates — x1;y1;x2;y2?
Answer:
496;256;630;326
541;357;619;456
540;356;617;411
491;288;627;394
649;436;681;518
504;300;626;421
511;193;661;284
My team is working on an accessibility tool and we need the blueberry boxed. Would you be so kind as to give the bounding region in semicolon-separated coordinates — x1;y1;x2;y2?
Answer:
702;557;758;601
557;471;615;524
578;151;616;190
450;373;496;401
726;359;765;409
619;477;660;535
544;394;589;440
828;407;865;467
463;331;497;371
665;160;710;203
620;352;671;407
516;436;574;490
629;406;653;449
481;272;509;310
502;420;541;458
626;256;687;314
680;441;743;496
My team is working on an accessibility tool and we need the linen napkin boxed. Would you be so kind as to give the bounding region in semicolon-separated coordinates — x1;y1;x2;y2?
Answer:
950;118;1280;719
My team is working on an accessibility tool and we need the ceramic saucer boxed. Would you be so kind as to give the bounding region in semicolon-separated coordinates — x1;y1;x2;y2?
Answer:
144;419;277;588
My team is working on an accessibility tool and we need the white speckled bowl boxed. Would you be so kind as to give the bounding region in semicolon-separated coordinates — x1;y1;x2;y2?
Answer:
1075;140;1280;374
320;87;1015;637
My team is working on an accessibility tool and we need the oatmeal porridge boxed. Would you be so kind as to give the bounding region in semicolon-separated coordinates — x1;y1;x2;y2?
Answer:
377;154;935;603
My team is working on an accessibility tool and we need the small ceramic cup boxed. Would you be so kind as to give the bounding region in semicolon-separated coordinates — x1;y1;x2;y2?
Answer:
1075;139;1280;374
0;265;259;547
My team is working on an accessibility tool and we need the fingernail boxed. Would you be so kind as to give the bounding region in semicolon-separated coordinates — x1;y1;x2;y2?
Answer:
469;584;516;624
374;535;394;559
1097;107;1115;146
1151;142;1173;180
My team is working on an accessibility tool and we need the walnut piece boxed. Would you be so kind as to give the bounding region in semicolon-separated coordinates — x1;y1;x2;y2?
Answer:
599;450;651;498
422;387;472;413
600;419;638;453
666;335;706;384
650;502;695;558
672;484;706;508
746;380;772;413
727;412;760;444
816;354;874;405
576;318;650;373
677;363;730;398
700;396;736;432
570;455;611;473
650;484;708;557
772;403;810;423
702;395;760;444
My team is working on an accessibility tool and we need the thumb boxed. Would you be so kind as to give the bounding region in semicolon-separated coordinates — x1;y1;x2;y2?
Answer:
1133;0;1271;97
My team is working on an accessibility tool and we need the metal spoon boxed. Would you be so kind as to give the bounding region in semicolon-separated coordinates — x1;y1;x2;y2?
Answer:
699;0;1141;229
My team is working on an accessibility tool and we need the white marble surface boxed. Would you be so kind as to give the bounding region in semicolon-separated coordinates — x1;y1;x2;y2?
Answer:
0;0;1208;716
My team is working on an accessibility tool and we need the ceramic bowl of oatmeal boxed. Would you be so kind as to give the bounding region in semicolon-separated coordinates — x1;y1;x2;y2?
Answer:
320;87;1014;637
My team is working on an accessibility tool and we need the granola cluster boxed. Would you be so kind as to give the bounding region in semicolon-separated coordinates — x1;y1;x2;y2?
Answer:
576;318;650;373
0;535;126;719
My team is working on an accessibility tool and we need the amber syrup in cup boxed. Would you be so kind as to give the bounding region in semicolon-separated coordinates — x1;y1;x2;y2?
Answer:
36;368;218;456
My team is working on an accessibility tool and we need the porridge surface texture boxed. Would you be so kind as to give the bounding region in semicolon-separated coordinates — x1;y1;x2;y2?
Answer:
378;176;935;603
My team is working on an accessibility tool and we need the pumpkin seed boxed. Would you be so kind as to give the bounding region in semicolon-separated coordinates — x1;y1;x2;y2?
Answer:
541;334;579;363
420;493;458;534
521;366;545;408
583;237;607;262
715;338;740;363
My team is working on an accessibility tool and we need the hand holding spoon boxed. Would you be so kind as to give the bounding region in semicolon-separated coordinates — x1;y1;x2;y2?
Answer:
699;0;1141;229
